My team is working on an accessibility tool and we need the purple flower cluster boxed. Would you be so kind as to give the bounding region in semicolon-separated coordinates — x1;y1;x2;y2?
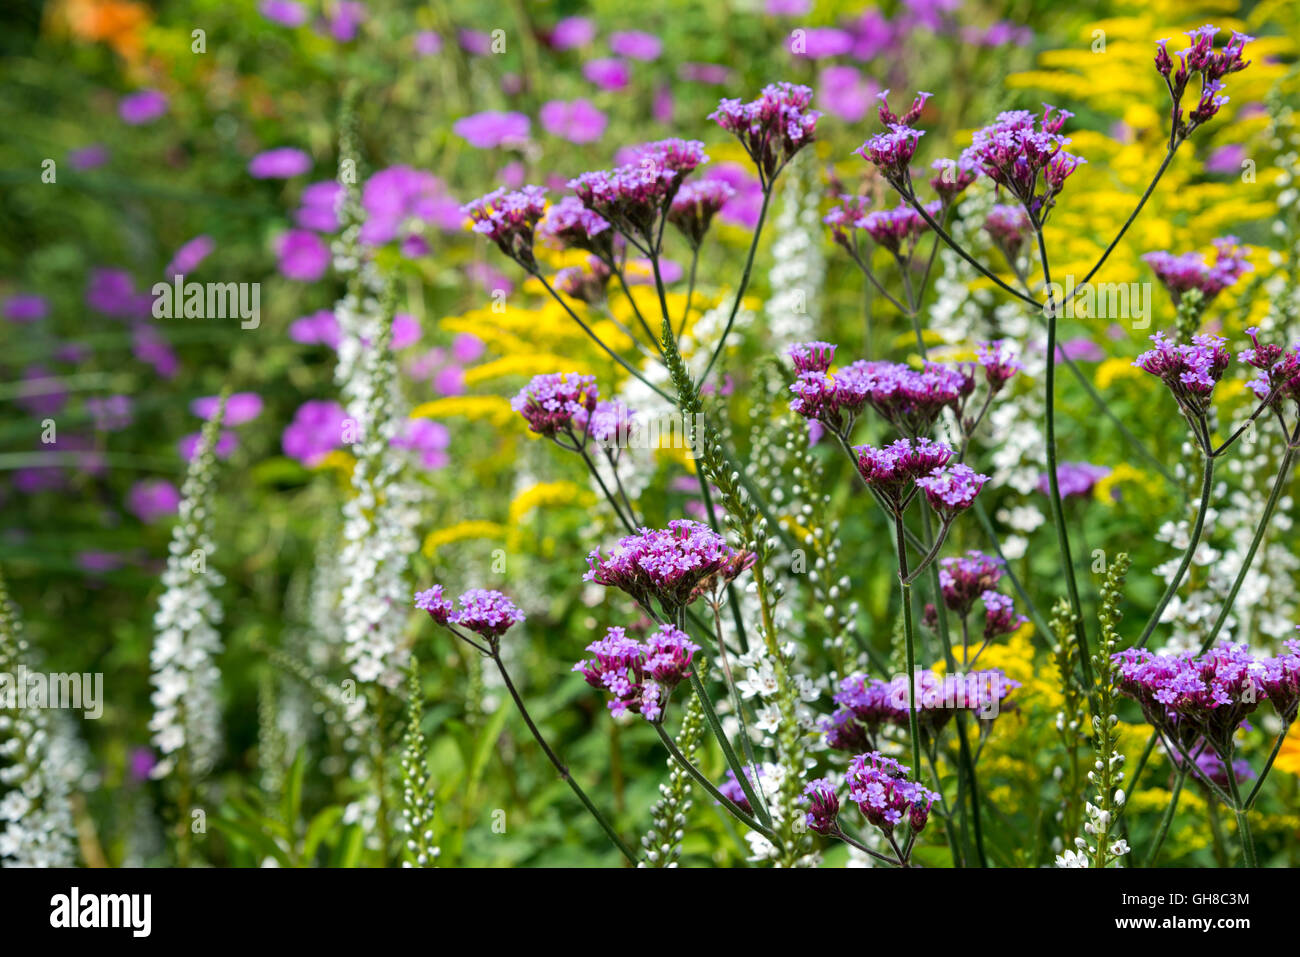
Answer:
710;83;820;183
802;778;841;835
572;623;700;722
1155;26;1253;138
846;751;938;833
852;438;953;511
960;105;1085;219
667;179;736;248
1112;643;1300;751
584;520;756;612
914;464;990;519
462;186;549;271
415;586;525;643
510;372;600;439
859;201;940;256
980;591;1027;640
540;197;615;263
1240;328;1300;412
569;139;708;248
1142;236;1252;306
1133;332;1232;416
983;203;1030;257
1036;461;1112;499
823;668;1019;748
938;551;1004;616
555;257;613;304
788;340;836;375
718;765;763;814
975;340;1022;391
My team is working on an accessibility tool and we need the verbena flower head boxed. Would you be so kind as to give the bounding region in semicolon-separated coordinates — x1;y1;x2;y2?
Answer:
573;399;633;446
1156;26;1253;140
667;179;735;248
461;186;549;271
1175;743;1255;790
573;623;700;722
975;340;1022;391
710;82;820;183
511;372;600;439
569;140;707;248
416;586;525;643
846;751;937;833
716;765;764;815
856;123;925;186
831;360;966;436
1256;638;1300;724
822;193;873;250
584;520;756;613
860;201;939;256
1037;461;1111;499
960;105;1085;220
788;340;836;375
853;438;954;511
981;590;1026;639
555;257;612;304
876;89;932;127
414;585;453;623
938;551;1004;616
1112;644;1261;753
802;778;841;835
1133;332;1231;417
914;464;990;519
983;203;1030;257
1240;329;1300;412
1142;236;1252;306
540;196;615;262
929;155;979;203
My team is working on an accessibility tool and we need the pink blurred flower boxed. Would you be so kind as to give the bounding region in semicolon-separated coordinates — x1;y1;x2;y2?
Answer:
583;58;630;91
127;479;181;523
277;229;330;281
191;392;263;425
249;147;312;179
289;309;341;348
164;235;215;278
539;99;608;144
119;89;167;125
179;430;236;461
453;111;530;148
260;0;306;26
282;400;347;466
609;30;661;61
3;294;48;322
550;16;595;50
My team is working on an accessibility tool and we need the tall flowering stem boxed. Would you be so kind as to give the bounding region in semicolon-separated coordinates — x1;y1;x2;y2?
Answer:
149;388;228;866
415;588;637;864
400;658;439;867
0;570;78;867
1084;554;1130;868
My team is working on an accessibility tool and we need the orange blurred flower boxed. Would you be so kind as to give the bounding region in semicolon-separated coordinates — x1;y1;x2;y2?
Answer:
54;0;151;63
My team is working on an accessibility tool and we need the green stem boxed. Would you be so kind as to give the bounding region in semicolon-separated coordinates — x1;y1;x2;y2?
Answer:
1225;767;1258;868
490;653;637;864
653;723;778;842
894;514;924;781
1037;227;1091;688
1144;767;1185;867
1137;451;1214;647
701;187;773;382
687;671;771;828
